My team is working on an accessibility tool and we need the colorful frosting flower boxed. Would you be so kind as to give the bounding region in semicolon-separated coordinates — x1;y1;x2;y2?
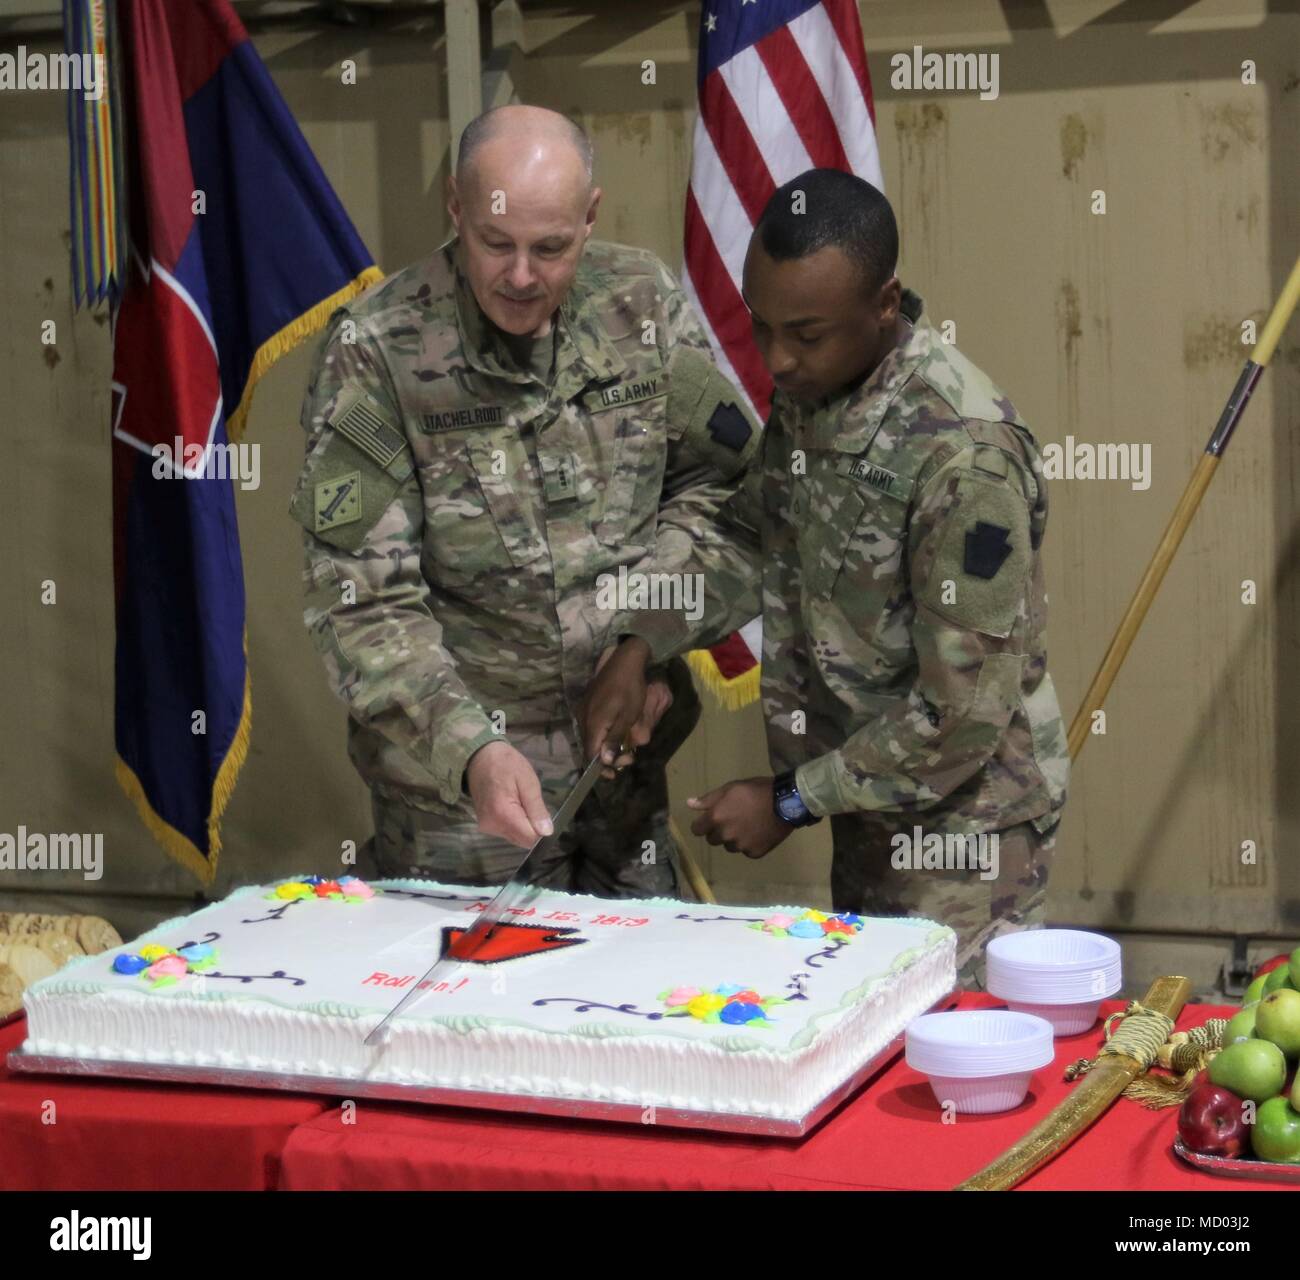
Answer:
720;1000;765;1025
314;880;343;898
146;955;188;980
274;882;314;900
752;908;866;942
114;941;221;989
340;878;375;900
687;993;727;1019
788;920;824;939
664;985;701;1007
660;984;785;1027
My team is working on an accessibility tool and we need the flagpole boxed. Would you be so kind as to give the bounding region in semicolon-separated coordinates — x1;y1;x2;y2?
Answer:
1066;256;1300;761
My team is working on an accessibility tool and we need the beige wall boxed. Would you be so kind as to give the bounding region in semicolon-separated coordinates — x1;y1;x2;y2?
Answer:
3;2;1298;992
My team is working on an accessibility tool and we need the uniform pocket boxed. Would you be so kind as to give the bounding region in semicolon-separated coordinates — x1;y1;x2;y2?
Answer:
594;401;666;551
801;487;866;598
418;435;544;577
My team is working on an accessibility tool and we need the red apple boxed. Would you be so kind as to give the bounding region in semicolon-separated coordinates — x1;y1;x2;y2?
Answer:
1178;1081;1250;1157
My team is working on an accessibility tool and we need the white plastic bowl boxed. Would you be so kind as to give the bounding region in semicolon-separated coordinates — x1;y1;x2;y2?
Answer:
906;1010;1054;1113
1003;998;1104;1036
986;930;1122;1027
925;1071;1037;1114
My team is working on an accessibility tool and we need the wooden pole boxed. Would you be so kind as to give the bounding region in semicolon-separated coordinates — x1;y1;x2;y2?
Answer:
1067;256;1300;761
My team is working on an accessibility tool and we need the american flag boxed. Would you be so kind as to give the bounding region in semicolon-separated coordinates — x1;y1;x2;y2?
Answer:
682;0;881;704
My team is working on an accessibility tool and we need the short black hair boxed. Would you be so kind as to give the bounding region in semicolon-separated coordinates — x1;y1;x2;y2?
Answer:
754;169;898;294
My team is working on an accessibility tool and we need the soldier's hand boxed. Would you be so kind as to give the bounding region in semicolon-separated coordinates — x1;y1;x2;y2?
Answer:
687;777;794;859
581;637;652;776
466;741;554;849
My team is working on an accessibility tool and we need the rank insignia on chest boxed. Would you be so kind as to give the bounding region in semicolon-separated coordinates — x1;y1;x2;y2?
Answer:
314;471;362;532
420;405;507;433
542;451;579;504
584;376;664;412
836;456;901;497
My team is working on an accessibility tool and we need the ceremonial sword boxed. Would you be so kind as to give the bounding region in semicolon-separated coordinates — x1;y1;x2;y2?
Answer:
363;755;604;1046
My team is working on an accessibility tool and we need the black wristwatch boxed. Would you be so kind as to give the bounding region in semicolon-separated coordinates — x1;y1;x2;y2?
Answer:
772;771;822;827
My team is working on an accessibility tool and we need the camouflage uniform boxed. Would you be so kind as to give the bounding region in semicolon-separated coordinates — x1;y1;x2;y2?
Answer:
290;239;758;896
632;289;1069;986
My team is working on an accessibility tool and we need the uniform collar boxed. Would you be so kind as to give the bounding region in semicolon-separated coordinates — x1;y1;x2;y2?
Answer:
446;238;626;392
800;287;931;452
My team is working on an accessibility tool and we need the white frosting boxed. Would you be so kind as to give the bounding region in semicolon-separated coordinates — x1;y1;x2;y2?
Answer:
22;879;956;1122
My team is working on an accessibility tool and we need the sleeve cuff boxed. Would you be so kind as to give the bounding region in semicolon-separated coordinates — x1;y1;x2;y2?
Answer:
619;610;690;665
432;722;502;808
794;753;855;819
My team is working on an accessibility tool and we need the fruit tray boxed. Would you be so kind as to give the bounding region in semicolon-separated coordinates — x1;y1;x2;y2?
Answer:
1173;1136;1300;1183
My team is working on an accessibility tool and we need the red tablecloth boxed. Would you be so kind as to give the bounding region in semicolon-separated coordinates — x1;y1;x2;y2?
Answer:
7;998;1297;1191
0;1018;331;1190
277;996;1299;1191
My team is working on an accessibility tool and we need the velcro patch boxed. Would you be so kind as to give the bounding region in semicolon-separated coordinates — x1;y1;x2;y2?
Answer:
334;399;405;469
836;456;902;497
314;471;362;533
707;401;752;452
420;405;507;433
583;376;665;413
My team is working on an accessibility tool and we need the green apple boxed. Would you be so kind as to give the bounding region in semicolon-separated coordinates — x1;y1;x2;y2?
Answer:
1243;975;1269;1005
1290;1070;1300;1111
1251;1097;1300;1163
1208;1039;1288;1104
1289;946;1300;978
1256;989;1300;1058
1223;1002;1260;1046
1264;964;1294;994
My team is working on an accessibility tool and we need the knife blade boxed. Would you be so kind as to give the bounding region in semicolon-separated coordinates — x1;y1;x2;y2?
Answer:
363;754;604;1046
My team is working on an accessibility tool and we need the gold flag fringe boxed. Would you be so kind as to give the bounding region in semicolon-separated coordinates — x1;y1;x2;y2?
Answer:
226;266;384;444
686;648;761;710
115;650;251;887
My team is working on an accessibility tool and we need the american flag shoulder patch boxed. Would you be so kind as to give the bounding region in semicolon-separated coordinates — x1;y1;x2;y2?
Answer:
332;394;405;469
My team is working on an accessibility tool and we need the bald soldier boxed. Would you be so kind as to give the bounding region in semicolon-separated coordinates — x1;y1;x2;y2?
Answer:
291;105;758;893
593;171;1069;987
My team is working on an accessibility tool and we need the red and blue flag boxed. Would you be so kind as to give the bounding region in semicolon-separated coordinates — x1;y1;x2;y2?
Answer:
107;0;380;882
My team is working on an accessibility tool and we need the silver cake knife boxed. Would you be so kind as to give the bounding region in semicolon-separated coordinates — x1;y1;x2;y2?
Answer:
363;754;605;1046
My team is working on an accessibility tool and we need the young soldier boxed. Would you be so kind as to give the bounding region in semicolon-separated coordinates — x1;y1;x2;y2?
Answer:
598;170;1069;986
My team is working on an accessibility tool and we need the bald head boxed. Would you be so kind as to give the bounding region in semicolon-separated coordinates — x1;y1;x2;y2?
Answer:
456;105;593;190
447;104;602;339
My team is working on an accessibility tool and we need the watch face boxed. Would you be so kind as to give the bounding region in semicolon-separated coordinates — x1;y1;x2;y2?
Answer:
777;793;803;823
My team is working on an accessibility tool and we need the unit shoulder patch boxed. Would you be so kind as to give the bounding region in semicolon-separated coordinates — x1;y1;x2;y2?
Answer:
314;471;362;533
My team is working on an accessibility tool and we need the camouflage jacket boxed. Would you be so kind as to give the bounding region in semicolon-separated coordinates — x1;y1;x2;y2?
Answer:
291;239;759;812
634;289;1070;835
758;289;1070;835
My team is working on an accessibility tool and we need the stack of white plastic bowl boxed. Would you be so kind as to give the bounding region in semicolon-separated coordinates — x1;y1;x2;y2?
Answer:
986;930;1122;1035
906;1010;1054;1113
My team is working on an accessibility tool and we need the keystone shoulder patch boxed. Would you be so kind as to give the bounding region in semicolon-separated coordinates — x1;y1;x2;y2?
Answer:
707;401;752;452
963;520;1013;579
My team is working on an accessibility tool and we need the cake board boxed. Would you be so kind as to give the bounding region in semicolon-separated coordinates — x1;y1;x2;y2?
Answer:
7;988;959;1139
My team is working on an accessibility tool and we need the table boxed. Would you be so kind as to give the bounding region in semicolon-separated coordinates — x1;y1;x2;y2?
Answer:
5;998;1296;1191
0;1017;331;1191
